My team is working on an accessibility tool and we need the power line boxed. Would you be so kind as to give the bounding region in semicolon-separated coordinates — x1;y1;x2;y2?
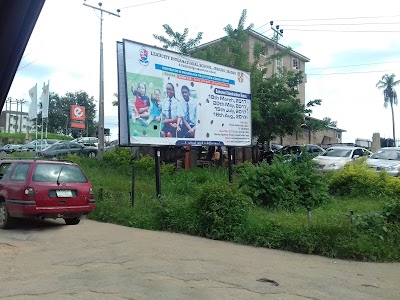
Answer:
276;14;400;22
308;60;400;70
281;21;400;27
308;69;397;76
255;14;400;29
118;0;166;9
285;29;400;33
17;59;39;71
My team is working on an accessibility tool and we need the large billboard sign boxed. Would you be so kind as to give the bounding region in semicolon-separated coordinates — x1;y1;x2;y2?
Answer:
117;39;251;147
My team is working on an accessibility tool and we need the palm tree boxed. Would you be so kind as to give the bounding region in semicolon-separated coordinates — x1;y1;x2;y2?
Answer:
376;74;400;143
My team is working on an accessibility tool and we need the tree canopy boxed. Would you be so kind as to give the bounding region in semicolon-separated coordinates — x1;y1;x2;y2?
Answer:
46;90;97;138
153;24;203;55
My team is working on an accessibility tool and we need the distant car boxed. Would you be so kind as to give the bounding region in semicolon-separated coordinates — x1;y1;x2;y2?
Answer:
313;146;371;172
71;137;99;147
280;144;325;157
38;142;97;159
0;144;22;154
18;139;59;152
0;159;95;229
105;139;119;152
366;147;400;176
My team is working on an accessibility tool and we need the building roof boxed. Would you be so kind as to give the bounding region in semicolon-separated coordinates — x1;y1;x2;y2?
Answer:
305;115;346;132
196;29;310;63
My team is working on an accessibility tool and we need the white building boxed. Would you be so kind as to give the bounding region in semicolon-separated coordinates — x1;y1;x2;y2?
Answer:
0;110;35;134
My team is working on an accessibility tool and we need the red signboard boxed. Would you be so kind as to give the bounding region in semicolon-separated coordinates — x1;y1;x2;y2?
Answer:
71;105;86;121
70;105;86;129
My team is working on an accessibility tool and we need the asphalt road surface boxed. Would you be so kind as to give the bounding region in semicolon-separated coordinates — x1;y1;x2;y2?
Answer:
0;218;399;300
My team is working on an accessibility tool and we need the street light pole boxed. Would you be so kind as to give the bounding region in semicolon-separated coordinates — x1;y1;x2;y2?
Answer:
83;1;120;159
270;21;283;75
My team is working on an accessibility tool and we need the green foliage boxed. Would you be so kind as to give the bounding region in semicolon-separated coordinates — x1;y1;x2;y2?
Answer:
238;156;329;210
328;160;388;197
153;24;203;55
382;199;400;223
47;91;97;137
104;147;134;168
192;9;252;71
133;155;154;173
194;182;252;240
72;154;400;262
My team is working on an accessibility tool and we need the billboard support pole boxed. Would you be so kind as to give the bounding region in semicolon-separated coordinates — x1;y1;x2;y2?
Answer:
131;162;135;207
155;147;161;198
228;147;233;183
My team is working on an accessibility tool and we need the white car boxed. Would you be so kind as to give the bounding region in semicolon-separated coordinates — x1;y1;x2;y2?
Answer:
313;146;371;172
366;147;400;176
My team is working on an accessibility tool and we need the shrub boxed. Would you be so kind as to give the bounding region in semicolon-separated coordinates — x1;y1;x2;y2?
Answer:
238;156;329;210
104;147;134;167
133;155;154;173
382;199;400;223
194;182;252;240
289;155;330;208
328;160;387;197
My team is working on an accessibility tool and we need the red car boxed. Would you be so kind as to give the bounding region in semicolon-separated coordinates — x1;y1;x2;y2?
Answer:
0;159;95;229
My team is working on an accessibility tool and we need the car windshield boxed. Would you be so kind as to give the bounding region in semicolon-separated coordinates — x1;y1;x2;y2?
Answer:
322;148;352;157
33;163;88;183
370;149;400;160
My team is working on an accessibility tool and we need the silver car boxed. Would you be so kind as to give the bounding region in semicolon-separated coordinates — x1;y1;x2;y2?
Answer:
313;146;371;172
366;147;400;176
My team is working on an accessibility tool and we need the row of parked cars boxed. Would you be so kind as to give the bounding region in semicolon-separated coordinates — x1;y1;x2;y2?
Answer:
273;143;400;177
0;138;101;159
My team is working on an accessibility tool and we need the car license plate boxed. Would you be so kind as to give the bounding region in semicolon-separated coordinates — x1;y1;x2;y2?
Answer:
56;190;72;197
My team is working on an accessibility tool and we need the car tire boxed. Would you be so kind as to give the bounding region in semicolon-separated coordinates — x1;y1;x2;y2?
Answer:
88;151;96;158
64;217;80;225
0;201;15;229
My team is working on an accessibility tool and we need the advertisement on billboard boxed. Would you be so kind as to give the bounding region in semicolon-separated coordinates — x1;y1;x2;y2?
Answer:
117;39;251;147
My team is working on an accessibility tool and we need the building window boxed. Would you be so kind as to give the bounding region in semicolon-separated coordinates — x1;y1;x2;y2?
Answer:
276;57;283;76
292;58;299;70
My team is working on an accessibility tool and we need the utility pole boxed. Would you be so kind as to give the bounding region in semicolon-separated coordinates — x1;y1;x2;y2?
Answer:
270;21;283;75
83;1;120;159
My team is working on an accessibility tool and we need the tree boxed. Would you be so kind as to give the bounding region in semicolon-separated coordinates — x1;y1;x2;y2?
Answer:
322;117;337;127
46;90;97;138
376;73;400;142
192;9;253;71
153;25;203;55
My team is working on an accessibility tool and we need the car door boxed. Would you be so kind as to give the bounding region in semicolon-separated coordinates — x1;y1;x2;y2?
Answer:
6;163;32;216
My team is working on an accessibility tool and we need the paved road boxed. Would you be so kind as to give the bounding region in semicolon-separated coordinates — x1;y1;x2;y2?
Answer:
0;218;399;300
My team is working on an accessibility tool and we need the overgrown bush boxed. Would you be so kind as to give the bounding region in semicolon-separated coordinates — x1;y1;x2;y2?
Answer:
104;147;134;167
328;160;388;197
194;182;252;240
382;199;400;223
238;155;329;210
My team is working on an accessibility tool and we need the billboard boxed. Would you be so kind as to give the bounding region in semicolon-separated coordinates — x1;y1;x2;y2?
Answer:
117;39;251;147
70;105;85;129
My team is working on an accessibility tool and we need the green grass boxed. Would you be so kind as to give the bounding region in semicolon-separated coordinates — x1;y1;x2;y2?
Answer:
68;155;400;262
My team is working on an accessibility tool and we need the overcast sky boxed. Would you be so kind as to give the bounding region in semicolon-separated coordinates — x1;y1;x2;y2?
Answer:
6;0;400;143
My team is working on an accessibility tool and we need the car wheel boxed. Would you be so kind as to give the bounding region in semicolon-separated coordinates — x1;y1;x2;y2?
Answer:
64;217;80;225
88;151;96;158
0;201;15;229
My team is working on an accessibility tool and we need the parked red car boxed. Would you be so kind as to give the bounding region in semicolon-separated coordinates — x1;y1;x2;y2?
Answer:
0;159;95;229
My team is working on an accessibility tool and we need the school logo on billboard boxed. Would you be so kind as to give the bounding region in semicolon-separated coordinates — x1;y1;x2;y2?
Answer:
138;47;149;66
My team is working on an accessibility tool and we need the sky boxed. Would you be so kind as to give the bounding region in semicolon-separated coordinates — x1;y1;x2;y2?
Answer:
6;0;400;143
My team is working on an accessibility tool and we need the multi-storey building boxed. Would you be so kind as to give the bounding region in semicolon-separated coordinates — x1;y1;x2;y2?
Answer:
197;29;345;148
0;110;35;134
